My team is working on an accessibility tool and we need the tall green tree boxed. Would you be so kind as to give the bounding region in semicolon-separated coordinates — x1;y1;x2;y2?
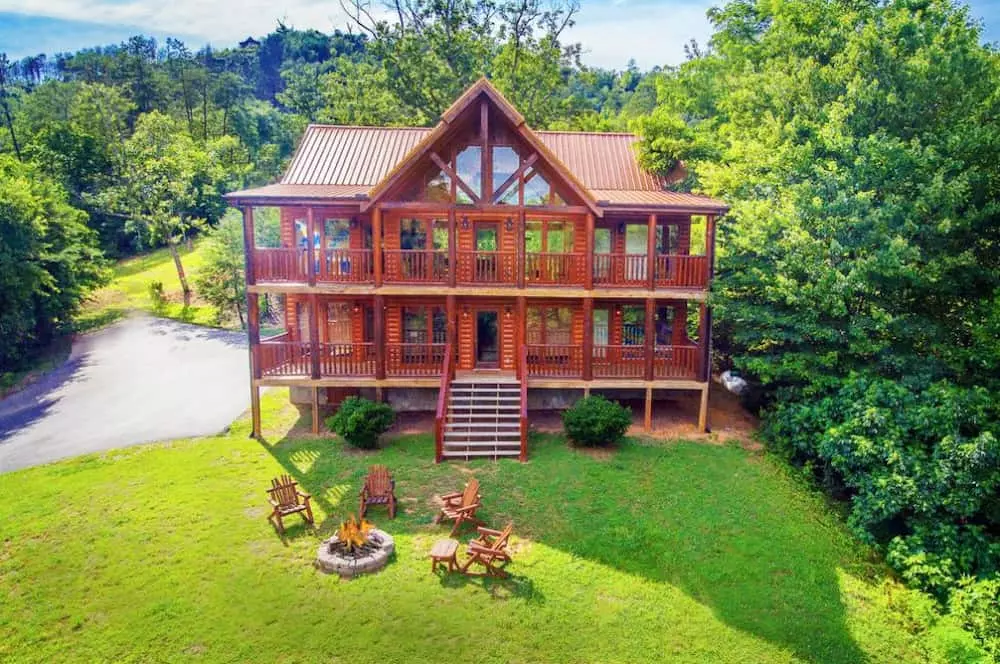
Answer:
0;156;106;368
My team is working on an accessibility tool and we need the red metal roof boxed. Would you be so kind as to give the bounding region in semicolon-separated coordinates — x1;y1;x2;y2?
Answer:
227;95;726;213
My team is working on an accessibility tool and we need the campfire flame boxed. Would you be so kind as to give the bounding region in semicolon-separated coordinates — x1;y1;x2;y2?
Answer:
336;515;374;552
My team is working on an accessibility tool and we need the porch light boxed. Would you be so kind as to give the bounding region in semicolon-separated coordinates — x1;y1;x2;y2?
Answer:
353;302;361;314
463;305;470;318
504;218;514;232
504;305;512;318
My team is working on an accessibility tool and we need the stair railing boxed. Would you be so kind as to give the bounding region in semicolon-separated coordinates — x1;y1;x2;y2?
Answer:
434;343;454;463
519;344;528;462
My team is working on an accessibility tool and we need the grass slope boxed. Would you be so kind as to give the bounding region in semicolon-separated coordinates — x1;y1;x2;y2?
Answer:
76;241;217;331
0;391;942;663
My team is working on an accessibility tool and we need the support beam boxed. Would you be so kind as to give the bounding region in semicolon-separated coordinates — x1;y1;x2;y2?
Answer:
481;99;490;197
582;297;593;381
490;153;538;203
375;387;384;403
306;207;316;286
517;296;527;379
241;206;256;285
447;209;457;287
374;294;386;380
372;207;383;287
309;293;320;379
516;210;526;289
311;386;320;434
446;294;457;346
247;291;261;439
644;297;655;381
644;386;653;432
647;213;657;289
706;214;716;286
699;302;710;381
584;213;594;290
698;385;710;432
430;152;479;204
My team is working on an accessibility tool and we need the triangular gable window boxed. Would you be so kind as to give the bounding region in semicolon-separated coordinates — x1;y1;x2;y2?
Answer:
455;146;482;204
524;168;553;206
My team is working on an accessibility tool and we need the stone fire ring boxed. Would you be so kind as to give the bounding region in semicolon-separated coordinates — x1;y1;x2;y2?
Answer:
316;529;394;578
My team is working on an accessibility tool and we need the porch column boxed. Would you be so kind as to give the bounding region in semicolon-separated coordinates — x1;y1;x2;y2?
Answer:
247;291;261;438
309;293;321;379
647;213;657;289
699;302;711;382
698;384;710;433
446;294;457;346
582;297;593;381
517;210;526;289
372;207;383;287
448;210;457;288
584;213;594;290
706;213;716;287
374;295;386;379
517;296;527;379
644;297;655;381
241;206;256;285
306;207;316;286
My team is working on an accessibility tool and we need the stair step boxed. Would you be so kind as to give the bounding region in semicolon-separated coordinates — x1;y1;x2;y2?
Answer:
450;386;521;393
446;422;521;429
441;450;521;458
445;430;521;438
448;404;520;411
443;440;522;448
449;394;521;401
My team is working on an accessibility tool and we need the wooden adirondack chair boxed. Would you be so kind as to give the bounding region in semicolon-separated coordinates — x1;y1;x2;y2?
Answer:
460;522;514;578
267;474;314;534
437;478;483;536
359;465;397;519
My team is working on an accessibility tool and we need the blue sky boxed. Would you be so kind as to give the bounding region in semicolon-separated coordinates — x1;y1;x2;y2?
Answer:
0;0;997;68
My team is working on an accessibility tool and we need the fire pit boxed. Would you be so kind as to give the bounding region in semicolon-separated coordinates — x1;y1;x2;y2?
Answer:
316;515;394;578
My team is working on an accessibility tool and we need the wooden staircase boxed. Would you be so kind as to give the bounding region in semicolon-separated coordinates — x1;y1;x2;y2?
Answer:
441;375;523;460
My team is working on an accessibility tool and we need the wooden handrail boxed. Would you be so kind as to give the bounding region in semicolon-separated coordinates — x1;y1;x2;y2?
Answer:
519;344;528;462
434;343;453;463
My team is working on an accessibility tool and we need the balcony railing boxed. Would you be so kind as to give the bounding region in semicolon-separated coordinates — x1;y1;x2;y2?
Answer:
524;252;585;285
383;250;449;283
525;344;583;377
319;342;376;376
457;250;517;284
255;248;307;282
592;345;647;378
318;248;373;283
654;255;709;289
257;339;311;376
593;254;648;287
386;343;447;376
654;345;701;379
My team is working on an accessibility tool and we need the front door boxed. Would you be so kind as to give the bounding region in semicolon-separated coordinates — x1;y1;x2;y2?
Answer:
475;310;500;368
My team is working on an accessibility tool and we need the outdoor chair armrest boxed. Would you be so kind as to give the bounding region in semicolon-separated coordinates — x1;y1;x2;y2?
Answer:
440;492;462;500
453;503;480;514
297;490;311;501
476;526;503;536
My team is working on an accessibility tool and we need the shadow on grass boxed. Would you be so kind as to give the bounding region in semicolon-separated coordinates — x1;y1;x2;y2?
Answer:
256;414;871;663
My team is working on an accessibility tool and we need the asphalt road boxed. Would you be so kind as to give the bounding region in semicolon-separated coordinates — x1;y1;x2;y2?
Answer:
0;316;251;472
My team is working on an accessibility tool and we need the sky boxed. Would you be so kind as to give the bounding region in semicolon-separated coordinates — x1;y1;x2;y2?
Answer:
0;0;997;69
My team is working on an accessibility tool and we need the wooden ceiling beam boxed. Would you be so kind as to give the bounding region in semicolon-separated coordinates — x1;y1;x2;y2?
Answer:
429;151;480;204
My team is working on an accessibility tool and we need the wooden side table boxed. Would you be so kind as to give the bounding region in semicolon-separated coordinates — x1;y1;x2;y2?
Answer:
430;538;460;573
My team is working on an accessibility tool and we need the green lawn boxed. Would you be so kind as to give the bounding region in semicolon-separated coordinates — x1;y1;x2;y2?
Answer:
75;241;219;331
0;390;950;663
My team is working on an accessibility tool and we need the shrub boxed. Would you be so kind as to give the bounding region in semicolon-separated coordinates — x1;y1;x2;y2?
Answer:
326;397;395;449
949;577;1000;659
148;280;165;311
562;396;631;447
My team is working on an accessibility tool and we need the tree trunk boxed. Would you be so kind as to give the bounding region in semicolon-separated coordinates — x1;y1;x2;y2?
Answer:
168;240;192;307
1;98;21;161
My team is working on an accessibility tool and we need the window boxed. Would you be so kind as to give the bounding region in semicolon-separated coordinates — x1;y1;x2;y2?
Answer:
526;306;572;346
455;146;482;203
523;168;553;206
324;219;351;249
326;303;352;343
402;305;447;364
656;224;680;255
621;305;645;346
655;306;675;345
525;220;574;253
492;146;519;201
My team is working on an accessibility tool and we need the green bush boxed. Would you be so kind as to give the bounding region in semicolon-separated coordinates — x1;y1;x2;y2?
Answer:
562;396;631;447
325;397;395;449
949;577;1000;659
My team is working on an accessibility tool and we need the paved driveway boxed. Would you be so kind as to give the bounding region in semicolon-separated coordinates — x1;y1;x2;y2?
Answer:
0;316;251;472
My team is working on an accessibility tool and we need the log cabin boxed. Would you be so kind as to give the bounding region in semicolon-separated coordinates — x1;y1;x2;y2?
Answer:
225;78;727;461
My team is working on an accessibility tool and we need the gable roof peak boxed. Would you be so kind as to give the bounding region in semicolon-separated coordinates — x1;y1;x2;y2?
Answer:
439;77;525;127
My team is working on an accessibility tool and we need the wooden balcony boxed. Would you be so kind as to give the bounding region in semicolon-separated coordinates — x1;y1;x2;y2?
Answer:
386;343;447;377
457;250;517;284
251;246;708;291
525;344;701;380
384;250;449;283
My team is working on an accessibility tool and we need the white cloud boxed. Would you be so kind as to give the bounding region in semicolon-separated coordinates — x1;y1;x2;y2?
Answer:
0;0;715;68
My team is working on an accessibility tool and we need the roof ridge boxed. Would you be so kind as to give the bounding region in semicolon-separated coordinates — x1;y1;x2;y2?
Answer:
536;130;638;137
305;124;432;131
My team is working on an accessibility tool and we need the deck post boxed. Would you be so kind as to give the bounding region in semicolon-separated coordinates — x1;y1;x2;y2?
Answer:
306;207;316;286
374;294;386;380
706;213;716;287
448;209;457;287
698;384;710;432
311;386;320;434
517;296;527;378
372;207;383;287
241;206;256;285
516;210;526;289
446;294;457;346
582;297;593;381
584;212;594;290
247;290;261;438
647;213;657;289
644;297;655;381
309;294;321;379
699;303;710;382
644;386;653;432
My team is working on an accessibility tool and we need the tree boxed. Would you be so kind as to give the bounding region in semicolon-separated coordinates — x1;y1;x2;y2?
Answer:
0;156;106;368
97;112;226;305
0;53;23;159
196;211;246;327
638;0;1000;602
